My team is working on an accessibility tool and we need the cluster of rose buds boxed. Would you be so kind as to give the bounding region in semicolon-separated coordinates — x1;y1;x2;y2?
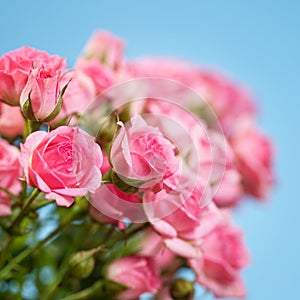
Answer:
0;30;274;299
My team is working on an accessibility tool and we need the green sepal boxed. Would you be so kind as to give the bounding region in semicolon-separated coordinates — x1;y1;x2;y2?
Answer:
21;91;37;121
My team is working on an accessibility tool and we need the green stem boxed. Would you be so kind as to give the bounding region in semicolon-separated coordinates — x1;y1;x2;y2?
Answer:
0;236;13;269
32;199;55;210
0;206;81;280
23;119;41;140
0;226;61;280
61;281;105;300
10;188;40;230
0;189;41;268
24;119;31;140
40;250;72;300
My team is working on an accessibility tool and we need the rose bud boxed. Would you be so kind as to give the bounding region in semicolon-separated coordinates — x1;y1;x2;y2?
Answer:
170;278;195;300
69;246;103;279
20;66;68;122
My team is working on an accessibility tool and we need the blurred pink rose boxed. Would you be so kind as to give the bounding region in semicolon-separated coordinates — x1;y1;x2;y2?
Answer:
129;57;257;137
0;102;24;137
231;123;274;199
107;256;161;300
76;58;115;94
213;168;243;207
20;66;66;122
140;230;177;270
0;139;22;216
83;30;125;70
196;71;256;135
211;137;243;207
20;126;103;207
0;46;65;106
189;222;250;298
129;57;199;88
110;116;179;190
52;70;96;123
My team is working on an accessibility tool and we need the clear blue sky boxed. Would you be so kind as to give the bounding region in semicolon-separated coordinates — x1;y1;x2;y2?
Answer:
1;1;299;299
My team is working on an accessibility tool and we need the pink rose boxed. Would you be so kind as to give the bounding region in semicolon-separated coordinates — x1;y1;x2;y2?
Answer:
129;58;257;137
143;178;206;241
90;183;144;227
195;70;256;136
140;230;177;270
107;256;161;300
110;115;179;190
90;155;140;229
52;70;96;123
20;66;66;122
0;139;22;216
231;123;274;199
144;182;222;258
0;46;65;106
20;126;103;207
129;57;199;88
213;169;243;207
210;136;243;207
189;222;250;298
0;102;24;137
76;58;115;95
83;30;125;70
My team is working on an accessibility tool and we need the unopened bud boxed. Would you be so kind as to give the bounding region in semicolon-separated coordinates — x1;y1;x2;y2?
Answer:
170;278;195;300
69;246;103;279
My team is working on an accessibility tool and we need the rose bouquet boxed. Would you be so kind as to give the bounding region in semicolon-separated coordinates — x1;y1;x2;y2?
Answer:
0;31;274;300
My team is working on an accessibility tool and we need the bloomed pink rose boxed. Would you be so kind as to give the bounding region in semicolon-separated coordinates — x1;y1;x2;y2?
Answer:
20;126;103;207
189;221;250;298
83;30;125;70
0;46;66;106
20;66;66;122
231;123;274;199
107;256;161;300
0;139;22;216
110;115;179;190
143;181;224;259
0;102;24;137
143;177;206;241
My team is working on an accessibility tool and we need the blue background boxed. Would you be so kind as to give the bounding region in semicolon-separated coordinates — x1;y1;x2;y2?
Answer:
0;1;298;299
